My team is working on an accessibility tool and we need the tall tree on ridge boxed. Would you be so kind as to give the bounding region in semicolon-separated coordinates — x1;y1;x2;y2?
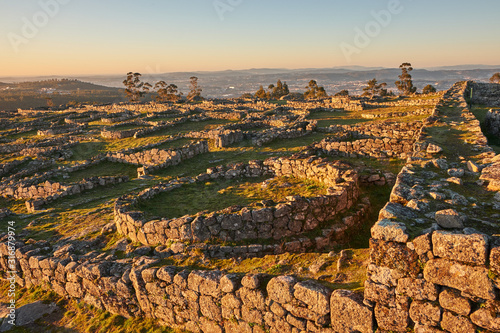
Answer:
395;62;417;95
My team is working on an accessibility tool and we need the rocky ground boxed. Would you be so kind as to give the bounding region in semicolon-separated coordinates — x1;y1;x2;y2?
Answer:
0;86;498;332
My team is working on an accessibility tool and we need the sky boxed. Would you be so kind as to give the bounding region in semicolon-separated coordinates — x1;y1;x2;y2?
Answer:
1;0;500;77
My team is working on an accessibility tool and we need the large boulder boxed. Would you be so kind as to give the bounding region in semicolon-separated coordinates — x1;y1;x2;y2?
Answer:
434;209;463;229
330;289;373;333
423;259;495;300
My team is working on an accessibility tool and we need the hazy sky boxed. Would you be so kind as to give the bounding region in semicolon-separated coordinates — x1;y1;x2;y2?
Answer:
1;0;500;76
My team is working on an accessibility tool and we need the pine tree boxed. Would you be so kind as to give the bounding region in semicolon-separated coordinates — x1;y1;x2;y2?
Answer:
254;85;267;99
123;72;150;102
187;76;202;101
363;78;387;98
395;63;417;95
422;84;437;94
490;73;500;83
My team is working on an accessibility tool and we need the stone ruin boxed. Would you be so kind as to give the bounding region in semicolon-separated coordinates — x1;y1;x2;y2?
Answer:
1;82;500;332
115;156;363;256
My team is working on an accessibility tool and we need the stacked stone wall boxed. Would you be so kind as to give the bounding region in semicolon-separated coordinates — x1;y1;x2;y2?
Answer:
115;157;359;248
364;81;500;332
485;108;500;137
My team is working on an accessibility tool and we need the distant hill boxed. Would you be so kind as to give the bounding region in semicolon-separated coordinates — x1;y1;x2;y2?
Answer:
2;79;118;91
1;66;500;101
0;79;124;111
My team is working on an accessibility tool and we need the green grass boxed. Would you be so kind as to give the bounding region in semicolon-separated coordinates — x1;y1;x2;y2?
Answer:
148;116;182;123
5;129;38;140
51;161;137;183
317;118;372;127
136;175;326;220
103;136;170;152
155;138;197;150
307;110;350;120
143;119;235;138
67;141;107;161
307;110;373;127
110;123;151;131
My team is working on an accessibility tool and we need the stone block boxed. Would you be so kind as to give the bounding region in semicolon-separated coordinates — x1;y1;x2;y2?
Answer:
409;300;441;327
470;302;500;332
434;209;463;229
364;280;395;306
441;311;475;333
367;263;402;287
187;270;223;297
371;219;409;243
423;259;495;300
330;289;373;333
267;275;296;304
374;303;409;332
369;239;420;277
396;278;438;301
293;280;332;316
439;288;470;316
432;231;488;265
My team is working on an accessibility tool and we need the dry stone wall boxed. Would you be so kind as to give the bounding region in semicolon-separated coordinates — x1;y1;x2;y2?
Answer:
485;108;500;137
115;156;359;247
4;86;500;332
186;129;244;148
365;81;500;332
0;238;373;333
19;176;129;212
470;82;500;107
107;140;208;175
313;121;423;160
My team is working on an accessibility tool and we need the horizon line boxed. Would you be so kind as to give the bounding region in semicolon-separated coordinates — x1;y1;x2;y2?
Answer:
2;64;500;80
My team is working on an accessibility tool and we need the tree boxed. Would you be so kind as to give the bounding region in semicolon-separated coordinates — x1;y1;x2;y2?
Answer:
254;85;267;99
45;97;54;109
422;84;437;94
123;72;150;102
490;73;500;84
267;84;275;99
154;81;182;102
395;62;417;95
240;93;254;99
362;78;387;98
334;89;349;97
304;80;328;99
253;80;290;100
186;76;203;101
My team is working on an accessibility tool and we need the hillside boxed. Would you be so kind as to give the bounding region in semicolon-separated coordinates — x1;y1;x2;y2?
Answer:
0;79;124;111
1;82;500;332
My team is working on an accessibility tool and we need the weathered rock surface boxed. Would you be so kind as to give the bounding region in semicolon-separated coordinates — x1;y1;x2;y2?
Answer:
423;259;495;300
432;231;488;265
439;288;471;317
434;209;464;229
330;289;373;333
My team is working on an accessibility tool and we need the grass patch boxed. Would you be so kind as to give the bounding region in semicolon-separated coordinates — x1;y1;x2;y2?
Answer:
136;175;326;220
68;141;107;161
5;129;38;140
104;136;168;152
51;161;137;183
155;138;197;150
111;123;150;131
143;119;235;138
